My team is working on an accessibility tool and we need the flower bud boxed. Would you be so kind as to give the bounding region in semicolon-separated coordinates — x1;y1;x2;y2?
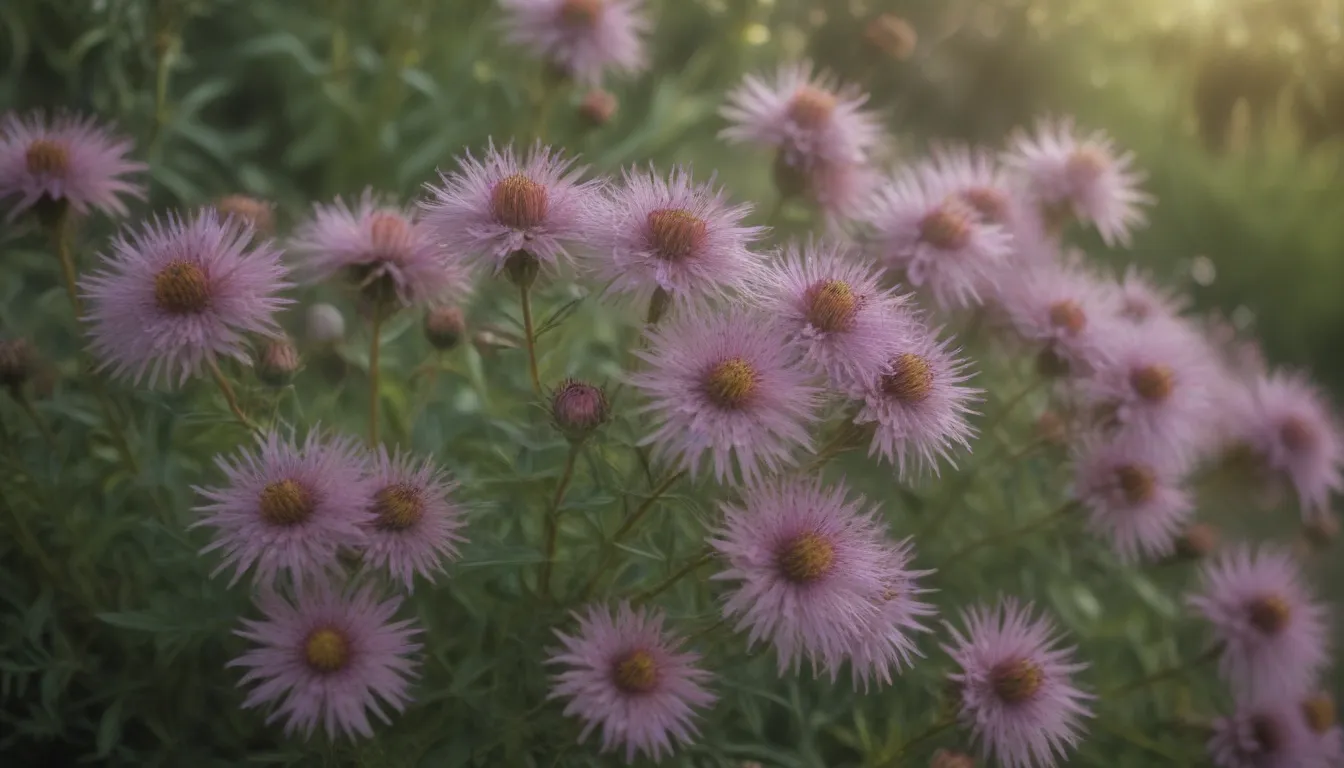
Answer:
1174;523;1218;561
211;195;275;237
305;303;346;346
504;250;540;290
930;750;975;768
579;89;617;126
865;14;918;61
424;306;467;351
551;379;609;443
257;337;300;387
0;337;34;391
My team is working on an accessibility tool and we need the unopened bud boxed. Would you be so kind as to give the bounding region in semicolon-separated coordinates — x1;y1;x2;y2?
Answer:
257;337;300;386
551;379;609;443
211;195;275;237
305;303;346;346
1302;513;1339;550
930;750;975;768
1174;523;1218;561
865;14;918;61
504;250;540;290
424;307;467;351
0;338;34;390
579;89;618;126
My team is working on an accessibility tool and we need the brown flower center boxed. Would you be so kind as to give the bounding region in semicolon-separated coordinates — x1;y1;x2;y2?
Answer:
777;531;836;583
303;627;350;674
1130;364;1174;403
25;138;70;176
1246;594;1292;636
368;210;411;255
1066;146;1110;184
1115;463;1157;505
1047;300;1087;335
373;482;426;531
490;174;549;230
645;208;708;262
1250;714;1284;753
990;657;1044;704
153;260;211;315
1303;694;1336;734
703;357;759;409
1280;416;1317;453
918;202;973;250
961;186;1009;224
803;278;859;333
786;86;838;128
1175;523;1219;560
560;0;602;25
258;479;315;526
612;649;659;694
882;353;934;403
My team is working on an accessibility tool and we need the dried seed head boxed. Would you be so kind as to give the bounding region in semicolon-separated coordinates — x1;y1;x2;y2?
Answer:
303;627;350;674
703;357;759;409
212;195;275;236
777;531;836;583
1047;300;1087;335
1115;463;1157;505
372;482;426;531
579;89;618;125
990;657;1044;704
258;478;314;527
1246;593;1292;636
424;306;467;350
919;201;974;250
491;174;549;230
882;353;934;403
645;208;708;262
786;86;838;129
864;14;918;61
552;379;610;443
0;338;34;390
612;648;659;694
1130;364;1174;403
25;138;69;176
257;338;300;387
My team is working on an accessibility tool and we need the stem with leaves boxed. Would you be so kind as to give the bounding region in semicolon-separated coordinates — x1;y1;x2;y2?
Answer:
1102;644;1222;700
368;313;384;445
935;499;1078;568
519;283;543;397
207;358;258;432
580;470;686;600
539;444;580;597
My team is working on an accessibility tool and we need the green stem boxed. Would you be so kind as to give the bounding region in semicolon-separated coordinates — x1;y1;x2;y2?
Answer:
800;418;865;475
580;470;686;599
14;391;57;451
981;377;1043;437
207;358;258;432
367;313;383;445
539;444;580;597
634;548;715;604
519;282;542;396
888;717;956;763
935;499;1078;568
1102;644;1222;699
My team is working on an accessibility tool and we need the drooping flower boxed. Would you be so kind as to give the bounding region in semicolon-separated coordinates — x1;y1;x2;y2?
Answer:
499;0;649;86
582;165;766;309
0;110;145;220
360;448;466;591
192;429;374;587
291;191;467;311
1003;117;1151;247
750;239;914;386
846;538;937;690
720;61;882;171
1071;434;1195;562
865;168;1012;310
630;308;821;483
421;141;598;275
943;598;1093;768
1188;545;1330;701
1209;695;1322;768
80;210;292;388
996;261;1116;376
711;476;890;675
547;602;715;763
229;581;422;740
847;326;981;479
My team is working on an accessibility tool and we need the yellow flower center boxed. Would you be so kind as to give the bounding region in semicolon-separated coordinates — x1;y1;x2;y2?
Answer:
612;648;659;694
25;138;70;176
1066;145;1110;183
803;278;859;333
777;531;836;583
153;260;211;315
1115;463;1157;505
560;0;602;25
1246;593;1292;636
1303;694;1336;735
918;202;973;250
303;627;350;674
882;353;934;403
786;86;838;128
1130;364;1174;403
1280;416;1316;453
258;478;314;527
645;208;708;262
703;357;759;409
990;657;1044;704
373;482;426;531
1047;300;1087;335
490;174;549;230
961;186;1008;224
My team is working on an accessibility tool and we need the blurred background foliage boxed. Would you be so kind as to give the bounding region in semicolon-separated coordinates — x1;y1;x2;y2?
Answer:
1;0;1342;765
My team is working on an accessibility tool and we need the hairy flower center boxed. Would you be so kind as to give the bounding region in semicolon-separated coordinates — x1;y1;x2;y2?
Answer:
882;353;934;403
1250;714;1284;753
918;202;973;250
645;208;708;262
1115;463;1157;505
703;357;759;409
612;649;659;694
990;657;1044;704
373;482;425;531
786;86;837;128
1066;146;1110;184
153;260;211;315
777;531;836;583
1279;416;1317;453
368;210;411;254
803;278;859;333
560;0;602;25
1130;364;1174;403
303;627;350;674
961;186;1008;224
258;478;315;526
1047;300;1087;335
1246;594;1292;636
490;174;549;230
1303;694;1336;734
25;138;70;176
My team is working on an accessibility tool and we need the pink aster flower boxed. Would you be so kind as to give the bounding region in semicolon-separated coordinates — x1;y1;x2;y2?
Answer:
230;581;422;740
1209;696;1323;768
547;602;715;763
720;61;882;171
1227;370;1343;520
192;429;374;587
846;538;937;690
1071;434;1194;562
943;598;1093;768
710;476;890;676
1300;691;1344;767
917;144;1045;248
1003;117;1151;247
798;155;880;227
1105;265;1187;326
421;140;598;275
499;0;648;86
0;110;145;220
1188;545;1331;701
865;168;1012;310
846;326;981;479
291;191;467;310
997;261;1116;376
749;239;914;386
582;165;766;308
359;448;466;592
80;209;292;388
630;308;821;483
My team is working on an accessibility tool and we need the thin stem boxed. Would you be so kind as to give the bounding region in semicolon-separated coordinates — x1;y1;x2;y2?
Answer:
14;392;57;451
800;419;865;475
1102;644;1222;700
368;313;384;444
888;717;956;763
539;444;580;597
519;282;542;396
580;470;686;599
935;499;1078;568
634;548;715;604
207;358;258;432
981;377;1042;437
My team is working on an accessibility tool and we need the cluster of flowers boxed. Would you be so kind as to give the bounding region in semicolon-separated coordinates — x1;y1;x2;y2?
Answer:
1;1;1340;765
